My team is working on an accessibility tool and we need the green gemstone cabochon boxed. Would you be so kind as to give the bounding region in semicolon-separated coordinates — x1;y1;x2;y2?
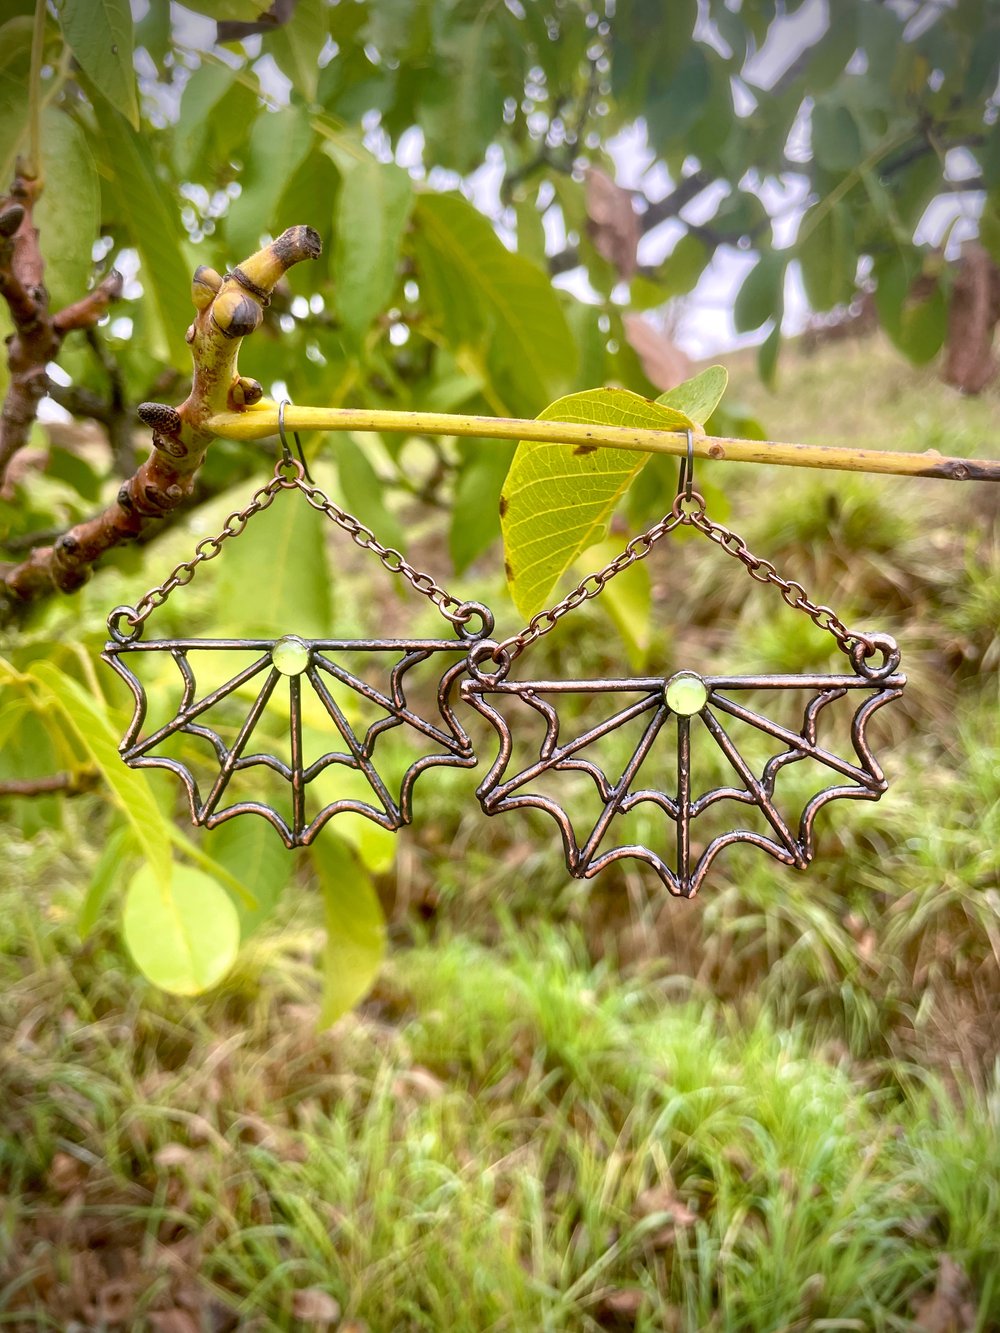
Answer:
271;635;312;675
664;671;708;715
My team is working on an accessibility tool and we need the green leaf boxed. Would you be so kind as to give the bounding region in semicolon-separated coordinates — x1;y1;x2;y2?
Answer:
311;834;386;1026
213;484;331;638
646;44;710;149
757;323;782;388
411;192;577;412
896;280;948;364
34;110;100;314
335;435;404;552
733;254;785;334
57;0;138;128
227;106;314;260
203;817;291;938
656;365;728;429
89;96;193;368
123;863;240;995
326;141;413;340
450;441;513;573
657;233;711;301
419;19;500;175
79;823;134;939
172;62;237;177
501;389;694;618
797;202;856;311
0;27;30;190
30;661;174;889
811;99;862;173
573;537;652;672
268;0;327;102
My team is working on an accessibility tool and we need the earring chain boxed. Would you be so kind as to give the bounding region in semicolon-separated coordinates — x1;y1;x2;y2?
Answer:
490;489;874;668
114;461;474;639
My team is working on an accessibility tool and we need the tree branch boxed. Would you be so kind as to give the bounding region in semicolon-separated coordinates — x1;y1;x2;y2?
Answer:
0;171;124;487
547;170;716;276
0;770;98;797
1;226;322;616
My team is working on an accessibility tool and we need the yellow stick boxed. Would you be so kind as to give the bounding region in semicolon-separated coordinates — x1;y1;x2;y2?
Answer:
206;401;1000;483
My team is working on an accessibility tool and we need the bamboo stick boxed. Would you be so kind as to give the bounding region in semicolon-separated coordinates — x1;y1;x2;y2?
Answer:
206;401;1000;482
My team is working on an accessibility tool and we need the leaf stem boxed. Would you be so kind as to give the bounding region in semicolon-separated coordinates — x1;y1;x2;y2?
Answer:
205;401;1000;483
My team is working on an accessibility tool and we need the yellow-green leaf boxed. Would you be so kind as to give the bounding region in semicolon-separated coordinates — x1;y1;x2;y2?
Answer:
123;864;240;995
34;110;100;314
58;0;138;128
31;661;173;889
311;834;386;1026
656;365;728;429
501;388;694;618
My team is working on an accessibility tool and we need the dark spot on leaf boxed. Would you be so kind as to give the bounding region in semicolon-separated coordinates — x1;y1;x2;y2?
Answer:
504;561;514;582
573;444;597;455
498;495;508;517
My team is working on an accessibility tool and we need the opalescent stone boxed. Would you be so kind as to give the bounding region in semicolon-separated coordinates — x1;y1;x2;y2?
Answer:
664;671;708;715
271;635;311;675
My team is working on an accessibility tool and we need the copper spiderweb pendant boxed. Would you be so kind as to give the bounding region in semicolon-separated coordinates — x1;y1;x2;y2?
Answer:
462;464;904;897
103;455;493;847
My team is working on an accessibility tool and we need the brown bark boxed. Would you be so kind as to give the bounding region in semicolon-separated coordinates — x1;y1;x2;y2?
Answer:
943;243;1000;394
1;225;321;613
0;770;98;797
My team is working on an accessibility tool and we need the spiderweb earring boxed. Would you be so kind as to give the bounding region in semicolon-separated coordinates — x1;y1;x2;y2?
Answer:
103;404;493;848
462;432;905;897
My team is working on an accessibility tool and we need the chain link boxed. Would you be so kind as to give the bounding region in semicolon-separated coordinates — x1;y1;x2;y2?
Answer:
490;490;872;668
111;460;473;640
491;509;684;664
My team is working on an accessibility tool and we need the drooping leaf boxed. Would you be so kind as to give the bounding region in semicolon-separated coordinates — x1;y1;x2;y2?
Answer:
79;823;134;939
419;19;502;174
326;141;413;340
311;833;386;1026
58;0;139;128
28;662;173;888
0;23;30;188
797;201;856;311
733;253;785;334
89;96;192;368
411;192;577;412
123;863;241;995
657;233;711;300
573;537;652;672
811;98;862;173
213;484;332;638
656;365;728;429
34;110;100;314
501;389;694;619
203;816;292;938
450;440;513;573
227;105;314;260
335;434;405;552
268;0;327;102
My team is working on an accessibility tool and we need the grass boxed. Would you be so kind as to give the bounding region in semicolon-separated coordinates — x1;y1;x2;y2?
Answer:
1;332;999;1330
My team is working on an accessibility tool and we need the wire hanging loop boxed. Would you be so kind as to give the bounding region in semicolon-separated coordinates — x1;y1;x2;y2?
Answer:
277;398;313;483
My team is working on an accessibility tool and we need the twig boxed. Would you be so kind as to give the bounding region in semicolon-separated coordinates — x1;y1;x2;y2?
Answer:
0;168;124;485
0;770;98;797
206;401;1000;483
1;227;322;616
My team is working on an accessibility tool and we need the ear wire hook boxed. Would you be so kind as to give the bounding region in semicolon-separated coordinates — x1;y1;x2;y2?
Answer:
676;427;695;504
277;398;314;483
